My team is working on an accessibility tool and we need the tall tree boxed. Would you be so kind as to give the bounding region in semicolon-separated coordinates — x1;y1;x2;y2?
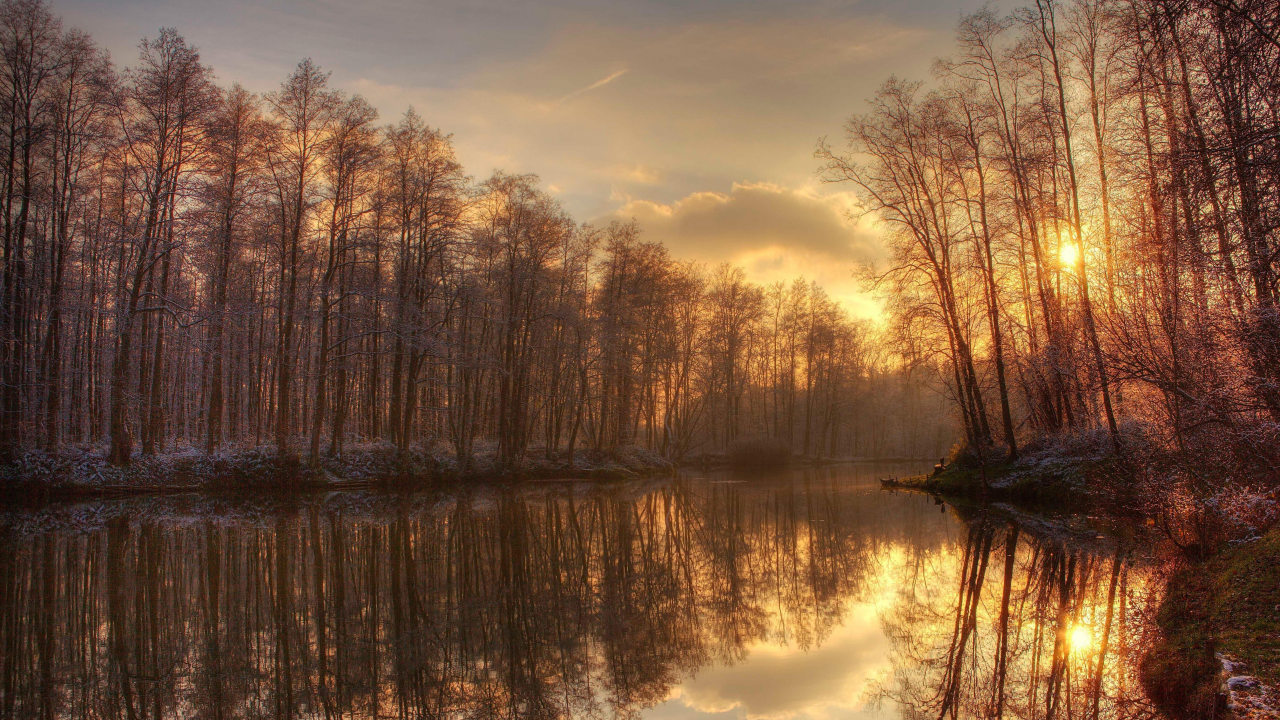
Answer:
262;58;338;460
203;84;264;454
106;28;213;464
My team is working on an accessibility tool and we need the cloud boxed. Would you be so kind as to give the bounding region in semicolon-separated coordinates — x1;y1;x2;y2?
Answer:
654;604;891;720
615;163;661;185
609;182;879;264
557;68;629;104
601;182;884;318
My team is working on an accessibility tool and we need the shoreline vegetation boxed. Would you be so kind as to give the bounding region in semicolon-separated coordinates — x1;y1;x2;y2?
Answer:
0;441;934;503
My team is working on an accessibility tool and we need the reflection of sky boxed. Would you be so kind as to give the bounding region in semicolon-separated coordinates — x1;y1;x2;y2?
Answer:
631;509;1154;720
0;469;1155;719
627;495;935;720
648;603;895;720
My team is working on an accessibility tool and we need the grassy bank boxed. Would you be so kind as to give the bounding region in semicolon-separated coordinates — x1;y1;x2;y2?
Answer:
879;462;1083;507
1140;528;1280;720
878;441;1125;513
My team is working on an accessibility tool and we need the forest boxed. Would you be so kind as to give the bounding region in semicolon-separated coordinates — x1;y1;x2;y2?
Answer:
2;0;1279;490
818;0;1280;493
0;0;952;475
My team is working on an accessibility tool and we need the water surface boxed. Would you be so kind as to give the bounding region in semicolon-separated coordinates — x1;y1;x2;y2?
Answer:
0;465;1159;719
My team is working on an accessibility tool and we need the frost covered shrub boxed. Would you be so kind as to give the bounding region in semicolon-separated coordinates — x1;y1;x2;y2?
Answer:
1128;412;1280;552
728;437;791;471
1145;473;1280;553
1213;487;1280;538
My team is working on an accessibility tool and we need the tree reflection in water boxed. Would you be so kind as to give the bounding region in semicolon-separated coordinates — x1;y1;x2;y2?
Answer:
0;469;1157;719
876;510;1157;720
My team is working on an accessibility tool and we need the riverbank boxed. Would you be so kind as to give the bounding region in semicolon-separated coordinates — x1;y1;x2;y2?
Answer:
0;442;677;502
0;441;938;503
880;431;1135;513
1141;527;1280;720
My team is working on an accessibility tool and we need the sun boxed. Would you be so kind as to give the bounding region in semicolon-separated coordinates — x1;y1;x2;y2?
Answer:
1070;625;1092;652
1060;242;1080;268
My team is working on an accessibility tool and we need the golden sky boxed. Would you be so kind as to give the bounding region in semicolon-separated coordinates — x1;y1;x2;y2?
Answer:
63;0;987;315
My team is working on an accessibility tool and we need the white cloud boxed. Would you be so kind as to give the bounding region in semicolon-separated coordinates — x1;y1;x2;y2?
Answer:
609;182;878;262
603;182;884;318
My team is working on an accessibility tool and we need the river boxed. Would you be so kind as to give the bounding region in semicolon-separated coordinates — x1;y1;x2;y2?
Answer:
0;464;1161;719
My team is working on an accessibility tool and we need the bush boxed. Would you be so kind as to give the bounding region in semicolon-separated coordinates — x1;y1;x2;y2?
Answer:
946;442;976;468
727;437;791;471
945;441;997;469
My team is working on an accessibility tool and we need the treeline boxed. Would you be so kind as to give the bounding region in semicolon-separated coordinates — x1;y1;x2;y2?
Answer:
0;0;950;470
820;0;1280;475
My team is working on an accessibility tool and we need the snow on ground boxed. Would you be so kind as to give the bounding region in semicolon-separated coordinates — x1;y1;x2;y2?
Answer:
1222;655;1280;720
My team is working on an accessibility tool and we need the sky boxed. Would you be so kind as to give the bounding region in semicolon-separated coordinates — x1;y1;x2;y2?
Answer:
59;0;987;316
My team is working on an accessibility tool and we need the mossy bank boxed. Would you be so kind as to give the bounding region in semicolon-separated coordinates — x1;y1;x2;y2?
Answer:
1139;528;1280;720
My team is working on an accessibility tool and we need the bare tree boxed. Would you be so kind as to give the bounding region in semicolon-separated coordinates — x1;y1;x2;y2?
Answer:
262;58;338;460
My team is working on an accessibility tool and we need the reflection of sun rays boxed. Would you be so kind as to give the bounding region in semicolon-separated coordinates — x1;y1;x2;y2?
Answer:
873;526;1157;719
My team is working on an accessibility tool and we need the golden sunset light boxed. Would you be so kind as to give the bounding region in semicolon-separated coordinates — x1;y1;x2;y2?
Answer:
1070;624;1093;653
1060;241;1080;269
0;0;1277;716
